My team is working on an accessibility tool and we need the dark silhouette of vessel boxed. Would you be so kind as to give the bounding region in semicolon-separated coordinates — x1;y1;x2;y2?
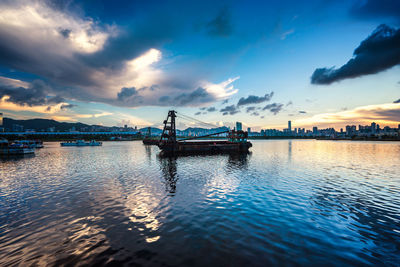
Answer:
158;110;252;156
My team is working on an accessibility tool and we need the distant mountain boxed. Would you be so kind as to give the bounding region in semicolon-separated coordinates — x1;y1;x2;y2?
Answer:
2;117;229;135
139;127;163;135
2;118;126;132
2;118;94;132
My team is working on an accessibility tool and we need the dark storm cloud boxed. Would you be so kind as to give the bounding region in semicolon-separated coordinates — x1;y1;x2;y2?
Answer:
0;1;244;108
237;92;274;106
207;107;216;112
199;107;207;110
174;87;213;105
220;105;240;115
311;24;400;85
117;87;138;101
115;87;144;105
59;28;71;38
263;103;283;115
60;103;77;110
81;17;178;69
350;0;400;20
159;96;170;103
0;80;65;106
206;7;232;37
246;106;256;113
394;99;400;103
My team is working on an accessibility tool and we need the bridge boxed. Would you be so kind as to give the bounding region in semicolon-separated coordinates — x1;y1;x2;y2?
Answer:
0;131;140;136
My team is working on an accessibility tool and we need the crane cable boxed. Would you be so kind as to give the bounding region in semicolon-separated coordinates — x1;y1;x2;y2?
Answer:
176;112;219;129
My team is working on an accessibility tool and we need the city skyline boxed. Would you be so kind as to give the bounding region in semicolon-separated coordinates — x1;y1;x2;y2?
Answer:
1;112;399;139
0;0;399;131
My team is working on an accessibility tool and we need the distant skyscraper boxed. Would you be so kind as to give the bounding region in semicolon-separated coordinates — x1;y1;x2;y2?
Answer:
236;122;242;131
247;127;251;133
288;121;291;132
0;112;2;126
371;122;376;134
313;126;318;135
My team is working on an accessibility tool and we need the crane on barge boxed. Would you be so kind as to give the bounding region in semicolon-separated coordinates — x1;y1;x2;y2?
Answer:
158;110;252;156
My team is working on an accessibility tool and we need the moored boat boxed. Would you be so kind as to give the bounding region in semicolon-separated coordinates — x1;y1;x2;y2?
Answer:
60;140;102;147
0;139;35;155
158;110;252;156
14;140;44;149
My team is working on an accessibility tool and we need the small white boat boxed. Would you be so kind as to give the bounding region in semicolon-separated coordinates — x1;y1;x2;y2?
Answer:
0;139;35;155
60;140;102;147
14;140;44;149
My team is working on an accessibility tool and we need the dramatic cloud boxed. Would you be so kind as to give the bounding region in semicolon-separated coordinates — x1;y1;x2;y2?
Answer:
117;87;139;101
394;99;400;103
174;87;212;105
250;112;259;116
207;107;216;112
311;24;400;84
206;7;232;37
237;92;274;106
0;80;64;107
220;105;240;115
263;103;284;115
0;1;239;108
286;101;293;106
299;110;307;114
195;111;201;115
294;103;400;128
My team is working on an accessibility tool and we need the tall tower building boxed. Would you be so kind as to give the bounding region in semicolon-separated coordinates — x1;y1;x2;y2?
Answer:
288;120;292;132
236;122;242;131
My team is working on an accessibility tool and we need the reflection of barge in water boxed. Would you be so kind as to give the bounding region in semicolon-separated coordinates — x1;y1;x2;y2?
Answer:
158;110;252;156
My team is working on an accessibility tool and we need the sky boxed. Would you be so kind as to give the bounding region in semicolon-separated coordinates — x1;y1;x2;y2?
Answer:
0;0;399;130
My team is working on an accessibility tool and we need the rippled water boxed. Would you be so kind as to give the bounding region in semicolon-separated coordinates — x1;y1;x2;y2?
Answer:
1;140;399;266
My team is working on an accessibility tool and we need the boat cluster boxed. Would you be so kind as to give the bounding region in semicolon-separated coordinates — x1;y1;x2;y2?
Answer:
60;140;102;146
0;139;43;155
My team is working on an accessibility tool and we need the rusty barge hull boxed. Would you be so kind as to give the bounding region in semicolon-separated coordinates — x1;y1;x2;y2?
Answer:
158;141;252;156
142;138;159;145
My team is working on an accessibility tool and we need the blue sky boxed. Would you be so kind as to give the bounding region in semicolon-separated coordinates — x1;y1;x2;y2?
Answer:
0;0;399;130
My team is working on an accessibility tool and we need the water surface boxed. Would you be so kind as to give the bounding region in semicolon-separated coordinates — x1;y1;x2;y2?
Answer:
1;140;399;266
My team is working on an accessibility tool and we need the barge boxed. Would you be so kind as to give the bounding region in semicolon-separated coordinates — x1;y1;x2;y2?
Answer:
142;127;159;145
158;110;252;156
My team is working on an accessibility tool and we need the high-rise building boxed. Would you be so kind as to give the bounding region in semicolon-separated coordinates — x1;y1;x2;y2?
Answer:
313;126;318;135
247;127;251;133
371;122;376;134
236;122;242;131
288;121;291;132
0;112;2;126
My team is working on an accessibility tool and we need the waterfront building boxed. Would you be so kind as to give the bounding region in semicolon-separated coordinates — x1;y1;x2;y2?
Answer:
236;122;242;131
